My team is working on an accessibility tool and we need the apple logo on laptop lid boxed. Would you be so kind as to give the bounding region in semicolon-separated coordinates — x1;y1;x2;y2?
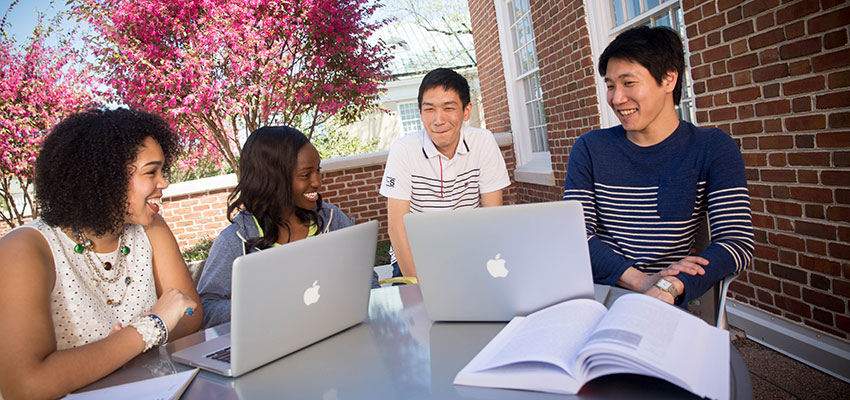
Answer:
486;254;509;278
303;280;321;305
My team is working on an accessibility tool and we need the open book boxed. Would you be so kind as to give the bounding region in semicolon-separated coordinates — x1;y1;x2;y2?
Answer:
454;293;729;400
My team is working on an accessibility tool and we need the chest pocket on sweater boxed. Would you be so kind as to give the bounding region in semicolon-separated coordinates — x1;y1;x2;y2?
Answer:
657;171;698;220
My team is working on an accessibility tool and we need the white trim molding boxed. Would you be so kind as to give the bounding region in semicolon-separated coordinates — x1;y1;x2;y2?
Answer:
727;299;850;384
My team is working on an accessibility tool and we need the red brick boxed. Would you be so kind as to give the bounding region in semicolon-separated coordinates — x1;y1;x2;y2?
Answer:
782;281;801;298
804;204;823;220
768;232;805;251
707;75;734;91
837;151;850;167
816;131;850;147
748;183;771;197
795;220;837;240
822;170;850;186
730;38;748;56
743;0;780;18
813;308;834;325
729;87;761;102
782;76;825;96
789;186;833;203
808;5;850;34
758;135;794;149
816;91;850;109
755;13;775;30
760;168;796;182
776;0;821;24
775;295;812;318
738;104;755;119
807;239;828;255
786;115;827;131
759;48;780;64
813;48;850;72
708;31;722;47
757;288;774;304
730;281;755;298
798;169;819;184
829;70;850;89
829;242;850;261
827;206;850;223
754;244;779;260
709;106;737;122
732;121;763;135
838;189;850;204
780;37;822;60
753;64;789;82
835;279;850;297
784;21;806;40
723;20;754;42
765;200;802;217
803;288;846;312
788;60;812;76
755;99;790;116
772;184;790;198
824;29;848;50
768;153;787;167
772;264;807;284
792;97;812;113
789;152;829;166
698;14;725;34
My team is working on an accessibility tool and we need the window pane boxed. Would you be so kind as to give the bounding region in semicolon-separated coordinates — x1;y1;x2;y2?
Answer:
613;0;625;26
646;0;660;10
626;0;640;20
398;102;423;134
655;12;671;28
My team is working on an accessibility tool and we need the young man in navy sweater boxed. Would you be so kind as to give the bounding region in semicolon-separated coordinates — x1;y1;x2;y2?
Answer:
563;26;753;305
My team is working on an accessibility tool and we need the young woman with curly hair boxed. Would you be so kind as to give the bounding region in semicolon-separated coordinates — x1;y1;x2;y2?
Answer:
197;126;379;328
0;109;202;399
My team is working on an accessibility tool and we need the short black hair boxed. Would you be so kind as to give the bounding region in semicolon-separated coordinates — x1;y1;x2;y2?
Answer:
227;126;322;250
35;108;179;236
418;68;471;109
598;26;685;104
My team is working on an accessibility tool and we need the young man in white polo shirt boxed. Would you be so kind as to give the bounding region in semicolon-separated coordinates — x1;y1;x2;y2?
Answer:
380;68;511;280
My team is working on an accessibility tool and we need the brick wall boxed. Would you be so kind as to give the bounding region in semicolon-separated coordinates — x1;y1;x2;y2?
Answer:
161;138;517;250
683;0;850;339
468;0;849;339
468;0;512;135
468;0;600;204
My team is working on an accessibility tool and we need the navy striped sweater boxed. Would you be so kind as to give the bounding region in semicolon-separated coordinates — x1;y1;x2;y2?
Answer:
563;121;753;303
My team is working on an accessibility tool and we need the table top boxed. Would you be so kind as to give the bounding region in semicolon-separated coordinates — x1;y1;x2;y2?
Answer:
77;284;752;399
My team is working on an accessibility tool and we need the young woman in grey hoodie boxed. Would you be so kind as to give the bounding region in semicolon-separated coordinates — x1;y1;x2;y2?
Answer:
197;126;379;328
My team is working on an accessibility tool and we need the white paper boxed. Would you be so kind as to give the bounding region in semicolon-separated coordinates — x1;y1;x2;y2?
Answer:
64;368;199;400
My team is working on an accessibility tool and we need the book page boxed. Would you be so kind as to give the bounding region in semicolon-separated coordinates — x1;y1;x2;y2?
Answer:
576;294;730;400
64;368;199;400
472;299;606;375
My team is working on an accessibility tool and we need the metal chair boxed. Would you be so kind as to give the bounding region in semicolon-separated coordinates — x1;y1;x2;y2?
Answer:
691;215;738;329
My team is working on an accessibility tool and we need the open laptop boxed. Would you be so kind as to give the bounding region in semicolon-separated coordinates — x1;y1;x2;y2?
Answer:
404;201;594;321
172;220;378;377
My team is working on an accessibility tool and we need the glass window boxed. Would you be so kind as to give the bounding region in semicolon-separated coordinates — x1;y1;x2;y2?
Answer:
507;0;548;152
398;102;422;135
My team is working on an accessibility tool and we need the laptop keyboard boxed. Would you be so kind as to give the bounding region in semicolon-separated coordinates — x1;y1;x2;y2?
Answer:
205;347;231;364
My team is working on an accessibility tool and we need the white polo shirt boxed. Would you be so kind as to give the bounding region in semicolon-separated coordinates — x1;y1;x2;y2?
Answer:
380;126;511;212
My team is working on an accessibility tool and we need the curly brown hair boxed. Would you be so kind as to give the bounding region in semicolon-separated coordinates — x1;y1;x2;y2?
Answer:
35;108;179;236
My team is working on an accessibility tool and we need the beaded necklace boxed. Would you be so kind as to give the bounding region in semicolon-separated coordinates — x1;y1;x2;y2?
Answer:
66;229;133;307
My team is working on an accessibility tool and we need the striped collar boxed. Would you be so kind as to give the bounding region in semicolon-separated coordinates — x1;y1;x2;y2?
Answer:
420;128;471;160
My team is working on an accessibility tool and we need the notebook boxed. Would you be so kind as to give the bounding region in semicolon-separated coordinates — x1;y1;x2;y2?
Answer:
172;220;378;377
404;201;594;321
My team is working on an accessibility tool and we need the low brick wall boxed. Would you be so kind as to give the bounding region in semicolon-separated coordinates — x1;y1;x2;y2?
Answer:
163;133;516;250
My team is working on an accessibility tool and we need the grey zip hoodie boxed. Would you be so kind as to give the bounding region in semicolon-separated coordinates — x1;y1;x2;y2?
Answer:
197;202;379;328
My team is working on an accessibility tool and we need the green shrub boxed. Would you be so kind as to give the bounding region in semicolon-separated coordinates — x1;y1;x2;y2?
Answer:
183;237;214;262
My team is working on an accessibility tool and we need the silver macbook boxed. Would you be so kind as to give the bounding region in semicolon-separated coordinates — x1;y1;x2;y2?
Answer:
405;201;594;321
172;220;378;377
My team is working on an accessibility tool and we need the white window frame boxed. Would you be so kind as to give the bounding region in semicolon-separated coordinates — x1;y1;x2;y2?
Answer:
397;101;422;136
585;0;695;129
493;0;554;186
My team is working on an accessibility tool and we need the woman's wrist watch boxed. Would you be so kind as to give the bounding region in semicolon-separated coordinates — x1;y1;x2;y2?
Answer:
654;277;680;299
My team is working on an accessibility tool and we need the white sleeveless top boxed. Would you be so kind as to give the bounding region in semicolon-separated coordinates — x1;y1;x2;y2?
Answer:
23;219;158;350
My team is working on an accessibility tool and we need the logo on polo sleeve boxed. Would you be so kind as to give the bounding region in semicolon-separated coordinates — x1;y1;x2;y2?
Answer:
386;176;396;188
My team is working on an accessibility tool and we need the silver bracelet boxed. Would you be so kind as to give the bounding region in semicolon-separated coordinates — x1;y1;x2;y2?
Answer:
130;315;167;351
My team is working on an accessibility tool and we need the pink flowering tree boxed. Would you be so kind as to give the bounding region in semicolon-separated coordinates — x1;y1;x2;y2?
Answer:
0;4;99;229
75;0;393;175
